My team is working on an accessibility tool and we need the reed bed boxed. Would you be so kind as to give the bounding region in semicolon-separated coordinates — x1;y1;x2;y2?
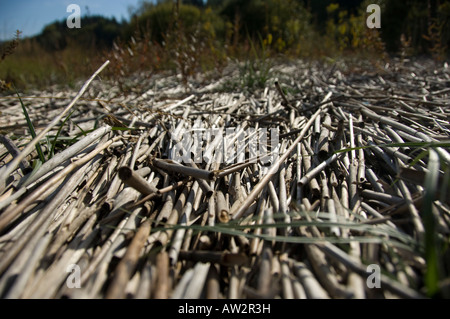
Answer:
0;58;449;299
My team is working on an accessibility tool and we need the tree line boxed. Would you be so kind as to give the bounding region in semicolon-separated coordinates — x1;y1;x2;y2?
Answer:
26;0;448;58
1;0;449;90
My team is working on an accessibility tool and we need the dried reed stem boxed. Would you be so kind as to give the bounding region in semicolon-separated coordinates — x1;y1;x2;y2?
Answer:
0;60;110;190
152;158;215;181
118;166;158;196
105;219;151;299
232;95;332;220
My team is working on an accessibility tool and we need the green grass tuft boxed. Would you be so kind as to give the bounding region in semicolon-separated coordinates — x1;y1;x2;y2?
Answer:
16;89;46;164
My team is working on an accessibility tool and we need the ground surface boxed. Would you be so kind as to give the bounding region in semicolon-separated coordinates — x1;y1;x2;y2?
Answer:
0;58;449;299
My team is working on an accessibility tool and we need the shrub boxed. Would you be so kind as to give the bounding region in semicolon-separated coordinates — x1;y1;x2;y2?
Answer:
0;30;21;91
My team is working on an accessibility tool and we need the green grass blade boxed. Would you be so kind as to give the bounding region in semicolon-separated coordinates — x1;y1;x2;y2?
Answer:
335;141;450;155
49;110;75;160
148;208;420;252
111;127;135;131
149;222;416;251
27;158;43;182
72;121;88;137
69;129;95;144
16;89;46;163
408;149;429;167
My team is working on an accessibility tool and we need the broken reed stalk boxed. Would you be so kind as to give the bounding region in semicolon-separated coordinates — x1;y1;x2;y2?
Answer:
291;261;329;299
118;166;158;196
318;114;331;160
280;254;294;299
153;251;170;299
215;190;230;223
178;250;247;266
22;126;112;187
395;176;425;239
300;201;425;299
105;219;151;299
278;162;290;237
0;60;110;191
168;181;199;265
171;262;210;299
298;153;342;187
356;132;366;184
0;136;118;234
126;177;188;211
152;158;215;181
360;106;450;163
155;185;190;248
267;180;280;213
0;134;31;174
81;207;139;285
347;242;365;298
231;93;332;220
0;118;110;213
275;80;295;111
301;142;320;196
26;223;99;299
316;240;425;299
298;218;353;298
215;159;256;179
249;188;268;256
0;59;447;300
206;264;220;299
129;132;147;168
166;132;214;197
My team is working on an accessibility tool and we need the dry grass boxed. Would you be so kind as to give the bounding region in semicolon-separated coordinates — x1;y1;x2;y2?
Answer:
0;57;449;299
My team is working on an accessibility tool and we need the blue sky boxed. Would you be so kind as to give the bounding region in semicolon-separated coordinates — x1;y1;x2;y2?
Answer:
0;0;147;41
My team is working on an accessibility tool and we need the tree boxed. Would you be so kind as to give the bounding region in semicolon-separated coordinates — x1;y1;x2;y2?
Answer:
36;16;123;51
381;0;450;56
184;0;204;7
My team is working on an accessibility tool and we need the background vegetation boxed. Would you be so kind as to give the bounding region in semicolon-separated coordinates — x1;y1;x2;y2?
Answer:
1;0;449;90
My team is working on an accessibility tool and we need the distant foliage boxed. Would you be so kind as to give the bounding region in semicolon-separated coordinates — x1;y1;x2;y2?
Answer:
183;0;204;7
324;1;386;59
2;0;449;90
122;2;227;85
36;16;123;51
126;2;206;43
0;30;21;91
382;0;450;57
